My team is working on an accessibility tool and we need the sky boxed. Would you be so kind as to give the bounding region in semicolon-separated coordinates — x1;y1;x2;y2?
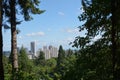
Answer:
3;0;84;51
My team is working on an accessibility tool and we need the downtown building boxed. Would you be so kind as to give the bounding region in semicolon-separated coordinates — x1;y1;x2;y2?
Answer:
26;41;58;59
27;41;36;59
41;45;58;59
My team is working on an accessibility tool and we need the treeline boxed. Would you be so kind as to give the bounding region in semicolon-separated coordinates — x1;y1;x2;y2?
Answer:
3;45;77;80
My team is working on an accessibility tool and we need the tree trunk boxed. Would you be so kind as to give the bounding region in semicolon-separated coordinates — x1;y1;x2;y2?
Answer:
0;0;4;79
10;0;18;79
111;0;117;80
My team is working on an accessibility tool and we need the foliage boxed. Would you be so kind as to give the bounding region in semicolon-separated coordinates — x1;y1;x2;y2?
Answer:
3;46;77;80
56;45;66;78
17;47;34;80
69;0;120;80
57;45;65;68
18;0;45;21
19;47;31;71
64;38;113;80
3;56;12;80
35;51;45;66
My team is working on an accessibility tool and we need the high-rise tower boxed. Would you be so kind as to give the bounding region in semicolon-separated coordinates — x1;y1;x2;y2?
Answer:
31;41;36;56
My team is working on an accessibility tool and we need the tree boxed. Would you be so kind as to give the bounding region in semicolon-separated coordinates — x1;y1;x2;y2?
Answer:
8;0;44;79
111;0;120;79
66;49;74;57
18;46;35;80
39;51;45;61
70;39;112;80
62;50;77;80
10;1;18;79
35;51;45;66
19;46;29;71
57;45;65;68
3;56;12;80
72;0;120;79
0;0;4;79
56;45;65;78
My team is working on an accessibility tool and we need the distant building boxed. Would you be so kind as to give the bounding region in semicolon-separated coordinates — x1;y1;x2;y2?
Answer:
49;45;58;58
40;45;58;59
27;51;34;59
19;41;58;60
31;41;36;56
43;46;51;59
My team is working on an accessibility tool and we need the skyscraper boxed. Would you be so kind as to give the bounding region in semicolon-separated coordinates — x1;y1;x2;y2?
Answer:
31;41;36;56
49;45;58;58
43;46;51;59
36;45;58;59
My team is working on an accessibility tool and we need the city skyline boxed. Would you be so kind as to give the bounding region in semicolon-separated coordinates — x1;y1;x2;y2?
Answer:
4;41;59;60
23;41;58;59
30;41;58;59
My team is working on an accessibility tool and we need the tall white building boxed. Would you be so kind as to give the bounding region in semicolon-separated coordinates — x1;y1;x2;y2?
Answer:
49;45;58;58
40;45;58;59
43;46;51;59
31;41;36;56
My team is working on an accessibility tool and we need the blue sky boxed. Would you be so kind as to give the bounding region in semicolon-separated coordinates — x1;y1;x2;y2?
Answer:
3;0;84;51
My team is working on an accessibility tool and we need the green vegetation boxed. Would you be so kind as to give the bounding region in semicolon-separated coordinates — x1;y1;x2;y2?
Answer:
4;46;76;80
35;51;45;66
64;0;120;80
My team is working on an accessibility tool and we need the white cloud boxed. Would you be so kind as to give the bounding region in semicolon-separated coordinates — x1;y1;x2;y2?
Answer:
26;31;45;37
58;12;65;16
66;28;79;33
37;32;45;36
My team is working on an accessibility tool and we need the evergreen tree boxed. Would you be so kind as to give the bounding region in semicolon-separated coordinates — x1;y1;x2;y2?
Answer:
18;46;33;79
0;0;4;79
66;49;73;57
7;0;45;79
10;1;19;79
57;45;65;67
35;51;45;66
56;45;65;78
19;46;29;71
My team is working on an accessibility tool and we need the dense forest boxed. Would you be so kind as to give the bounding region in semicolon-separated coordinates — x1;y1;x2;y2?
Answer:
0;0;120;80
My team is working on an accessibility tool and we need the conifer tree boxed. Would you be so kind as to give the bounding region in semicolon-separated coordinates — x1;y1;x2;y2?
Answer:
19;47;29;71
57;45;65;67
8;0;45;79
35;51;45;66
56;45;65;78
0;0;4;79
